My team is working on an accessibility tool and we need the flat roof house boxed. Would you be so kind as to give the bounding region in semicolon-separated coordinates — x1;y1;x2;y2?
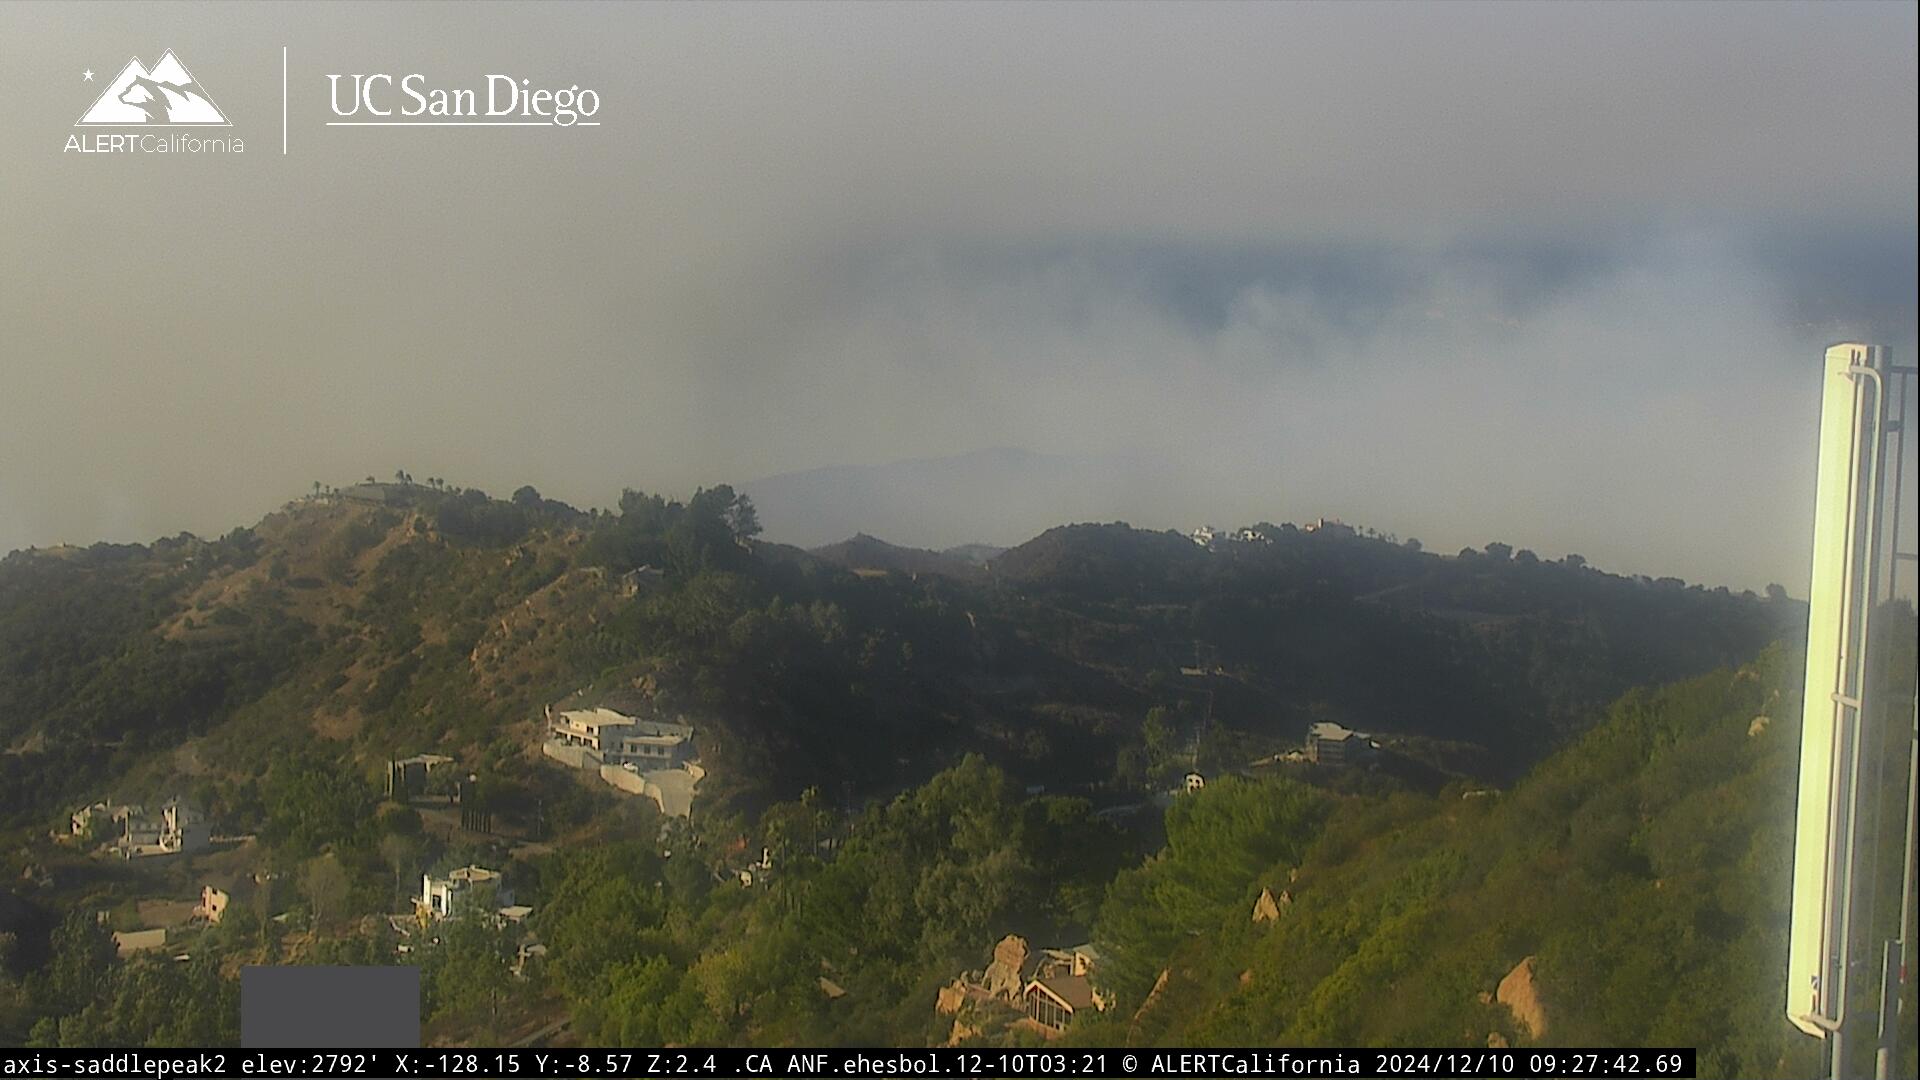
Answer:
113;928;168;959
385;753;455;798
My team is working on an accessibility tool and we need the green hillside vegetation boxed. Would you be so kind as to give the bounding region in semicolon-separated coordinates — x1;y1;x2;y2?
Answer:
1;481;1798;836
3;476;1881;1062
1070;629;1916;1080
2;621;1913;1063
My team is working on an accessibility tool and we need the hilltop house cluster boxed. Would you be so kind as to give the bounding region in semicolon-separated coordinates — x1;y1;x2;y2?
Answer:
541;703;704;817
70;796;209;858
1189;517;1358;549
1188;525;1268;549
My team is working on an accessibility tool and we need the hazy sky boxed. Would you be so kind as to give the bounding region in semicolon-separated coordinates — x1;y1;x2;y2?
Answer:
1;1;1915;592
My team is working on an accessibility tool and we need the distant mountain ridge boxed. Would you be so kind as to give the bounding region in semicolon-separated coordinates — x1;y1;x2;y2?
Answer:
808;534;987;580
742;447;1187;551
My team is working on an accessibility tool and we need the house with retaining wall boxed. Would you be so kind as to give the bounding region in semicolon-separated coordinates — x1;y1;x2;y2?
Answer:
541;703;704;817
544;706;693;767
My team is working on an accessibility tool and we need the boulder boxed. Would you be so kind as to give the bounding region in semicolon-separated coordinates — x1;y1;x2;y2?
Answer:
1132;968;1172;1024
982;934;1029;998
1496;956;1548;1040
936;983;966;1015
1252;888;1281;924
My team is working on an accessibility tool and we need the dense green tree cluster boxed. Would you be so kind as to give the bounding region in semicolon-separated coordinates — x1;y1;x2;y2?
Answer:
527;755;1131;1046
1093;776;1326;1002
16;912;237;1048
1075;634;1915;1080
582;485;761;576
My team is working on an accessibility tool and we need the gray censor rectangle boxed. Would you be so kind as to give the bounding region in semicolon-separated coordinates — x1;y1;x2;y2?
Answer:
241;966;420;1047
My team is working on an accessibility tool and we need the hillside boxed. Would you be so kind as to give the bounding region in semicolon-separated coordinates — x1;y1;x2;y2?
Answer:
0;482;1804;835
1069;625;1916;1079
0;477;1845;1055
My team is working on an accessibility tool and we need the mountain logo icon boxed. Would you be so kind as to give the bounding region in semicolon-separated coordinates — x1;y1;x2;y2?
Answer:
76;50;230;126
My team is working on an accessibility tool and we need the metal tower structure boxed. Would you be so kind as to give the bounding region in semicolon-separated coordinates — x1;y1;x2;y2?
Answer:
1787;343;1918;1080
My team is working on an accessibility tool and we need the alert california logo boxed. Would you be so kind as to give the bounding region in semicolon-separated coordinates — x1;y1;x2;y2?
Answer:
66;49;246;155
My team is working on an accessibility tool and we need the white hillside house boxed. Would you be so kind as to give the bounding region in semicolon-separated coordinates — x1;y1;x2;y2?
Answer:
545;706;693;767
418;865;513;921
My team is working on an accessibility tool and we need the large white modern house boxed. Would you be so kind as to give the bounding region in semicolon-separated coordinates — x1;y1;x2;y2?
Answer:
541;703;704;817
544;706;693;767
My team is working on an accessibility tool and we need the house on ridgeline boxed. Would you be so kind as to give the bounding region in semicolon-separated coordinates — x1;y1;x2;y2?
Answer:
1302;516;1356;538
338;482;407;506
1306;722;1373;766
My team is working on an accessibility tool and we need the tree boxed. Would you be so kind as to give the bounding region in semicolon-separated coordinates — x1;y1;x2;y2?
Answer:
1765;583;1789;603
264;752;372;856
380;833;422;909
1142;706;1181;778
302;854;352;931
1564;553;1587;569
1405;538;1423;552
512;485;542;508
419;911;515;1036
1484;542;1514;561
38;910;114;1016
727;495;762;541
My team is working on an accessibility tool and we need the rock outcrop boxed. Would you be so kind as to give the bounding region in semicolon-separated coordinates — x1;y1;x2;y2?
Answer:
982;935;1029;998
1496;956;1548;1040
1252;888;1281;924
